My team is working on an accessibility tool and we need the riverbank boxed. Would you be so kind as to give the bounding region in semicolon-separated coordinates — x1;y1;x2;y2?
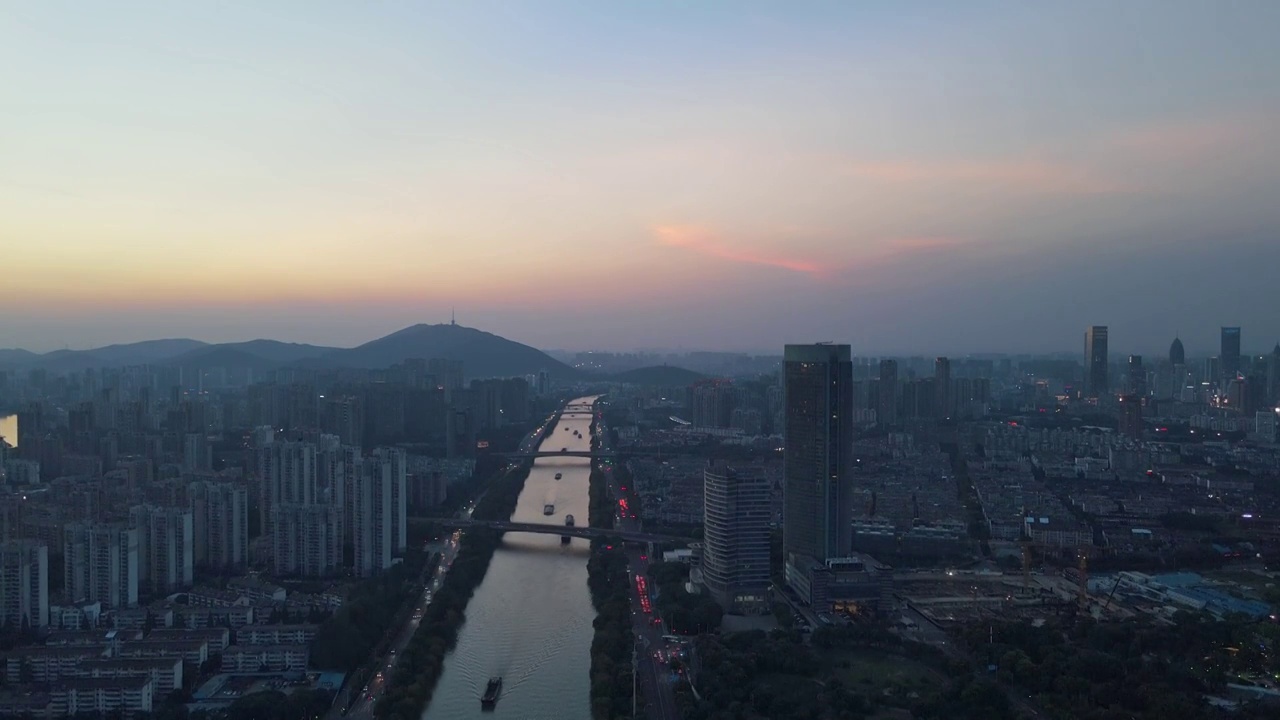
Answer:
375;461;533;719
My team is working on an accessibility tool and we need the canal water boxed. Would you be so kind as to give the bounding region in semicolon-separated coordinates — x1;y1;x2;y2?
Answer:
423;397;598;720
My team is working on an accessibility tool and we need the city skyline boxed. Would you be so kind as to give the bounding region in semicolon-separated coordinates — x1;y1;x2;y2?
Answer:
4;2;1280;353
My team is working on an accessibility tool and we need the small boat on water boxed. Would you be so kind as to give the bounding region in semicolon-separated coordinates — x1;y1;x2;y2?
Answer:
543;504;555;515
481;677;502;709
555;472;562;480
561;514;575;544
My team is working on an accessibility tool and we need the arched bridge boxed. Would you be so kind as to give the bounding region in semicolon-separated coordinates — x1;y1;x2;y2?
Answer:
438;518;694;545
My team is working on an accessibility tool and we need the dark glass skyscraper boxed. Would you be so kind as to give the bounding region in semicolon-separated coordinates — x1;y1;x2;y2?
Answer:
1221;326;1242;380
1169;336;1185;366
1127;355;1146;397
934;356;952;419
1084;326;1109;397
783;344;854;598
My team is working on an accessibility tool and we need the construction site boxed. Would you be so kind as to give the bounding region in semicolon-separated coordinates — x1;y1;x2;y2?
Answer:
894;546;1137;630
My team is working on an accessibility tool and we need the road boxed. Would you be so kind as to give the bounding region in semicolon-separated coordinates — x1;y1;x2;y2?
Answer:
595;421;681;720
341;530;463;719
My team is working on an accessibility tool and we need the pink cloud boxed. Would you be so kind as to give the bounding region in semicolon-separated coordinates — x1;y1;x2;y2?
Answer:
653;225;827;276
845;159;1126;195
1108;113;1272;161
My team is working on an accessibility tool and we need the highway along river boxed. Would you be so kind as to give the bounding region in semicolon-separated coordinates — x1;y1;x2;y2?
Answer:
423;396;599;720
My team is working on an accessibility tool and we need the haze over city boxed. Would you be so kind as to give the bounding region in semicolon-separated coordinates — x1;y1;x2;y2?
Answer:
4;1;1279;354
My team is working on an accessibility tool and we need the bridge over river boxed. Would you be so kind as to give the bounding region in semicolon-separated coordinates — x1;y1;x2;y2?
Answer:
436;517;695;545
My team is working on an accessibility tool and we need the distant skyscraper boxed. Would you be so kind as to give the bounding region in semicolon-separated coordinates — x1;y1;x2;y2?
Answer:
877;359;898;425
428;358;465;400
690;379;735;428
1127;355;1146;397
783;344;854;600
1205;357;1221;386
702;461;771;615
934;357;952;419
1084;326;1109;397
1222;327;1242;380
0;540;48;629
1268;344;1280;406
1119;394;1143;439
1169;336;1186;366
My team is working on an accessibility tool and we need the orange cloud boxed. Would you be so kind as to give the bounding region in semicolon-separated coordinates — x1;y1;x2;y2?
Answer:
845;159;1125;195
653;225;827;276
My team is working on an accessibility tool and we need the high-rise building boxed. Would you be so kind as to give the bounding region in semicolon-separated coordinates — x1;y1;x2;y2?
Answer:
1222;326;1242;380
316;441;348;543
934;357;952;419
64;524;138;608
190;481;248;569
1084;326;1109;397
690;380;735;428
702;462;771;615
257;441;317;536
1205;357;1221;386
1127;355;1147;397
1267;344;1280;406
373;447;408;554
271;504;341;577
1119;395;1143;439
0;540;48;629
782;344;854;600
182;433;210;472
1169;336;1186;366
129;506;193;594
351;456;395;576
876;359;898;425
428;358;465;400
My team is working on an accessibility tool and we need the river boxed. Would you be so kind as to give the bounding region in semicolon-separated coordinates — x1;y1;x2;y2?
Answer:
423;396;599;720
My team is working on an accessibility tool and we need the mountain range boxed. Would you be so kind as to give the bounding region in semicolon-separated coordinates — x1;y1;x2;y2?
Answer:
0;324;579;380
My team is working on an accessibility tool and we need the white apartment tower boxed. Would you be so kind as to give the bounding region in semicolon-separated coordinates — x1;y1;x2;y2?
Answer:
372;447;408;554
190;481;249;569
64;524;138;608
129;505;194;593
351;456;394;577
0;540;49;628
257;440;317;537
271;504;341;577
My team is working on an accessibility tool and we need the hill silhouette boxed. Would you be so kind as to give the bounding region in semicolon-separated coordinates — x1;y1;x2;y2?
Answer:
306;323;575;379
167;340;339;371
2;325;572;380
612;365;704;386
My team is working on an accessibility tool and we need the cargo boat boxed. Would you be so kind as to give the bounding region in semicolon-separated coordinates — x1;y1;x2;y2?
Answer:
481;677;502;709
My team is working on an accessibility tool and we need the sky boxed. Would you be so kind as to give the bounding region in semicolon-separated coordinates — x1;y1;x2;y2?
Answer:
3;1;1279;357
